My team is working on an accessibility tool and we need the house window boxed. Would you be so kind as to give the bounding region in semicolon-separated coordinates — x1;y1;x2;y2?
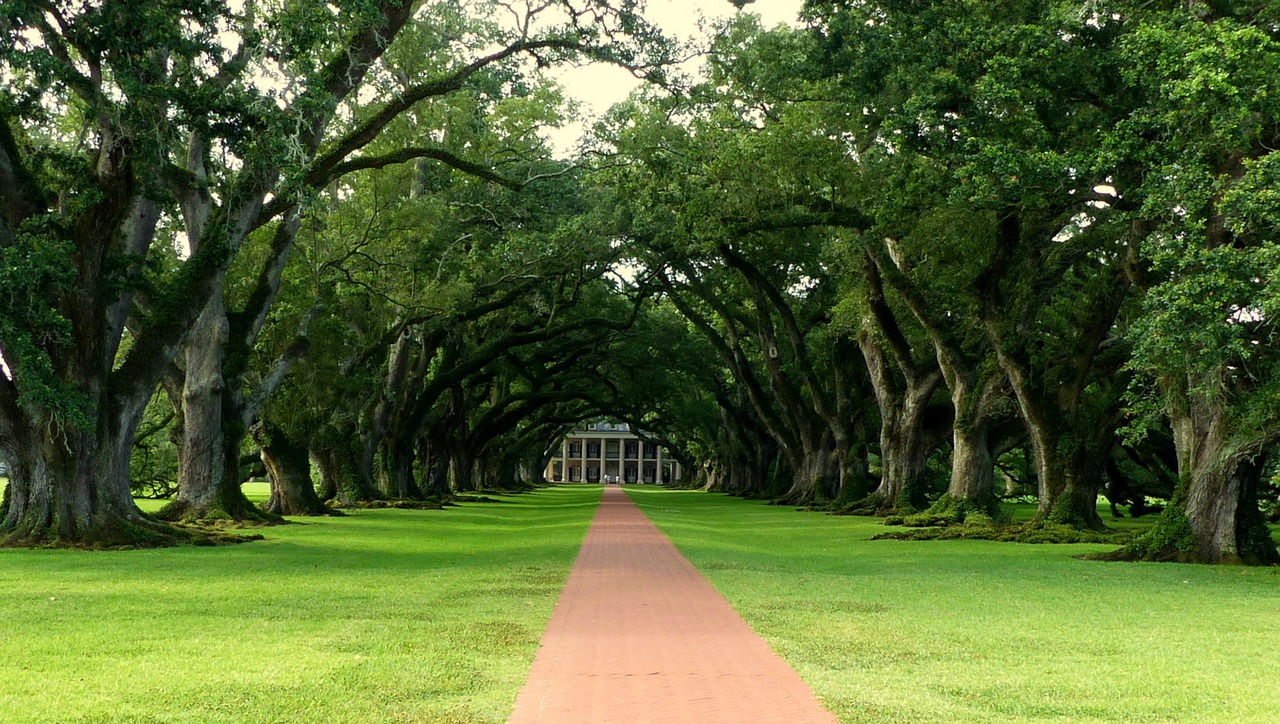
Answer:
586;442;601;458
568;442;582;457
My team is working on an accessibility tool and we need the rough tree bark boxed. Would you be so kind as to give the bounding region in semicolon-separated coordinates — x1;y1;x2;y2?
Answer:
1115;385;1279;564
257;421;338;517
381;434;424;500
859;332;943;515
313;423;380;506
853;255;944;515
979;211;1130;533
0;399;165;546
994;347;1112;531
911;362;1007;524
159;288;273;522
864;240;1006;523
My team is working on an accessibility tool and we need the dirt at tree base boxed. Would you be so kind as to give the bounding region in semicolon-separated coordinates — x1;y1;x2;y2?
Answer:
1;518;263;550
872;520;1135;545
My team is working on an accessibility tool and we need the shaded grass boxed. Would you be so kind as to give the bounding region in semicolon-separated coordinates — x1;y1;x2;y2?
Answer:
0;484;601;723
625;487;1280;724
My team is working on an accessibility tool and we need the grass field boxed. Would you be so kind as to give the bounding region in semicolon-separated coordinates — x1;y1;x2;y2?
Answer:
0;484;601;723
4;483;1279;722
625;487;1280;723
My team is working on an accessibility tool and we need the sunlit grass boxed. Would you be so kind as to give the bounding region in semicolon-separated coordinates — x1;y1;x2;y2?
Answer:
0;484;601;723
625;487;1280;723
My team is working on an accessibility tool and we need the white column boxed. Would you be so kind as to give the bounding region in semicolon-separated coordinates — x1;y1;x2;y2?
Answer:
560;438;567;482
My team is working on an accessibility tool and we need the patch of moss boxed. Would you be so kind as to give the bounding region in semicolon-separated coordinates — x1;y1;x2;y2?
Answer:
155;496;283;527
452;495;508;504
872;521;1133;545
1099;504;1280;566
332;498;446;510
2;516;263;550
1127;508;1197;559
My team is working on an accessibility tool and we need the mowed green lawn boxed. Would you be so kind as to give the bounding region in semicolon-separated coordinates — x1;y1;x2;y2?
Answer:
625;487;1280;723
5;483;1279;723
0;484;601;724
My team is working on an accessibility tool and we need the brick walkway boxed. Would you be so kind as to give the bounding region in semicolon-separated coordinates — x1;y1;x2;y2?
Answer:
508;485;837;723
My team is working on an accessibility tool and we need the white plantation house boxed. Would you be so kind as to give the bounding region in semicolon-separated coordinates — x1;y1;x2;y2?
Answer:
544;421;680;484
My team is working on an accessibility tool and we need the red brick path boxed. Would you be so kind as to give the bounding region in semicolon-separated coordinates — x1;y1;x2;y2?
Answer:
508;485;837;723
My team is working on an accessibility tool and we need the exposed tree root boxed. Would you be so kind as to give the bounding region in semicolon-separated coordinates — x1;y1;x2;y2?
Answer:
330;498;447;510
155;498;285;527
1;516;263;550
873;518;1132;545
884;494;1006;527
451;495;508;504
1087;508;1280;566
829;493;918;518
768;490;819;507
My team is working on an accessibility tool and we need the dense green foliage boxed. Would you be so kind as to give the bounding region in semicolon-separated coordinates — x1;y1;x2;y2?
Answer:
1;2;1277;564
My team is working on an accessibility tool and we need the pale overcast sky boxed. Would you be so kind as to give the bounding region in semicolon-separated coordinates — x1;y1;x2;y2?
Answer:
544;0;805;153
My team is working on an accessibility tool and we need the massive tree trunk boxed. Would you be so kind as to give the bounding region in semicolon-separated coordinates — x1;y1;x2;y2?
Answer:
313;448;340;502
942;417;995;512
418;437;451;497
863;244;1005;523
0;188;195;546
1;400;173;546
0;142;229;546
852;254;945;515
381;435;424;499
1009;379;1109;531
776;437;841;505
916;364;1005;524
159;290;272;523
313;418;380;506
858;326;943;515
365;329;423;496
448;440;475;493
874;392;941;514
1120;387;1279;564
258;421;336;517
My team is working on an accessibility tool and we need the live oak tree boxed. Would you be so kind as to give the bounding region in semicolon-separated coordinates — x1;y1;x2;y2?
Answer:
855;205;1014;524
600;22;880;506
804;0;1147;533
844;248;947;516
158;16;567;522
1105;5;1280;564
0;0;411;545
256;125;657;503
0;0;666;546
